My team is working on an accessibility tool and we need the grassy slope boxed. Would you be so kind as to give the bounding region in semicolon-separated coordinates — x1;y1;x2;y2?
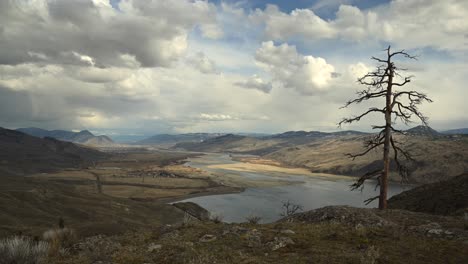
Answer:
388;173;468;215
49;209;468;264
0;175;184;238
0;128;197;237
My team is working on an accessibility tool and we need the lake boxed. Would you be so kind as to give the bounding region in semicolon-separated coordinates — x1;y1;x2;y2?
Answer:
178;154;412;223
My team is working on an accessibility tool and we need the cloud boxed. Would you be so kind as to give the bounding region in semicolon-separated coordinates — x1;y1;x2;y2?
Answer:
254;41;336;95
0;0;220;67
199;113;236;121
186;52;219;74
251;1;468;52
235;75;272;93
0;0;466;135
251;4;336;41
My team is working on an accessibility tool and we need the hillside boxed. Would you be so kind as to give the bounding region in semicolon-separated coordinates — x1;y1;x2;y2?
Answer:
174;130;468;184
442;128;468;135
137;133;224;146
16;127;115;146
388;173;468;215
46;205;468;264
405;125;441;137
0;127;107;175
0;135;211;238
173;131;366;155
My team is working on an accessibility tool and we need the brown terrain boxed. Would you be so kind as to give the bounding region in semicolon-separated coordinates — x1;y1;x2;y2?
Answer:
174;132;468;184
0;128;239;238
1;127;467;263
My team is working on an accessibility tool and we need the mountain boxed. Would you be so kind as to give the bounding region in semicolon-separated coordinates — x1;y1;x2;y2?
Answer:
441;128;468;135
405;125;441;136
0;127;107;175
173;130;368;155
173;130;468;184
137;133;225;146
16;127;114;146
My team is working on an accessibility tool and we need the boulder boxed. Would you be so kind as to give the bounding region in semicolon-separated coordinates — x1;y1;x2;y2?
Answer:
172;202;210;221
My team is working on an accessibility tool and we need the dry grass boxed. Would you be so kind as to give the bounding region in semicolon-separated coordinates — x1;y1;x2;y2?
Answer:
0;236;49;264
49;219;468;264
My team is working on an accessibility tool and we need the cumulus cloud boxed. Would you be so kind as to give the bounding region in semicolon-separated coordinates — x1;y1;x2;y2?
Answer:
0;0;466;134
0;0;220;67
235;75;272;93
251;0;468;52
251;5;336;41
186;52;219;74
254;41;336;95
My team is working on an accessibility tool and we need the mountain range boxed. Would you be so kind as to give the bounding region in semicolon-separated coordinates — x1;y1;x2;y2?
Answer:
136;133;225;146
16;127;114;146
0;127;106;175
172;126;468;184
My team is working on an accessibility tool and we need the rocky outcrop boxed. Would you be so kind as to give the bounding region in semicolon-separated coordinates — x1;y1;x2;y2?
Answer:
280;206;394;227
172;202;210;221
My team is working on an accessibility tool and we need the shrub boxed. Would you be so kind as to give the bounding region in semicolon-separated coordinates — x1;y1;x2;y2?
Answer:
0;236;49;264
280;200;304;217
42;227;77;256
245;215;262;224
360;245;380;264
210;213;224;224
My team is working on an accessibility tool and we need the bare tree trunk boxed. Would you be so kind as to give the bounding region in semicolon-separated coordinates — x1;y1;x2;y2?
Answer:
380;67;394;210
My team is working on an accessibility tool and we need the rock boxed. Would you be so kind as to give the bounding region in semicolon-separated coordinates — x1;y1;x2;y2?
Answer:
223;226;248;236
172;202;210;221
185;242;194;247
72;235;121;255
199;234;217;242
147;243;162;252
280;229;295;235
267;237;295;251
280;206;394;227
245;229;262;247
160;230;180;240
427;229;444;235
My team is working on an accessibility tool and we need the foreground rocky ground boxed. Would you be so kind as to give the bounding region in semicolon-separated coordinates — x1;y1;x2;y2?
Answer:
44;206;468;264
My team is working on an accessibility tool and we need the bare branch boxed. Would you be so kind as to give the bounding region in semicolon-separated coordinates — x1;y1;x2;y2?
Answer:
350;170;382;191
364;195;380;205
339;108;385;127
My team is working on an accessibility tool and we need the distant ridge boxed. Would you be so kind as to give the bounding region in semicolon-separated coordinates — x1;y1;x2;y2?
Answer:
404;125;441;136
137;133;225;146
16;127;114;146
441;128;468;135
0;127;106;174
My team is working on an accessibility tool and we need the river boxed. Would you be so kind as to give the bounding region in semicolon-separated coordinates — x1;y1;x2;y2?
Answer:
179;153;412;223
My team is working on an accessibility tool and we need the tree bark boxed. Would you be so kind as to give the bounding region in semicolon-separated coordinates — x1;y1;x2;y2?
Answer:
379;66;393;210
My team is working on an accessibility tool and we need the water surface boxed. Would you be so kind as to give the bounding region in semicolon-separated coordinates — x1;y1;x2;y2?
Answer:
180;154;411;223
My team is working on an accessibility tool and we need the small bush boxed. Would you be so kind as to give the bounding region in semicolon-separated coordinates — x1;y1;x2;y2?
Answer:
0;236;49;264
210;213;224;224
42;227;77;256
360;245;380;264
245;215;262;224
280;200;303;217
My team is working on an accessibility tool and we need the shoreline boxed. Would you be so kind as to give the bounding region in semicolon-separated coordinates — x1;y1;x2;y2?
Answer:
157;152;417;205
158;185;245;204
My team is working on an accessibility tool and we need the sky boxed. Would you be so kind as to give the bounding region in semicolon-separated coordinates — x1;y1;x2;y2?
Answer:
0;0;467;136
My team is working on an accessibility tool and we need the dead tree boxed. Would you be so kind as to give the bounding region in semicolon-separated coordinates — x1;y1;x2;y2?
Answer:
339;46;432;209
